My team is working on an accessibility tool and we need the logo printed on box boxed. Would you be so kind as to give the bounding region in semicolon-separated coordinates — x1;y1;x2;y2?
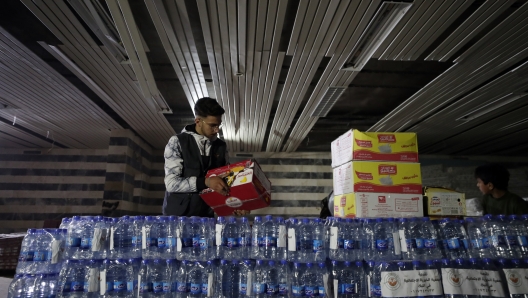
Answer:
354;139;372;148
379;165;397;175
355;171;373;180
378;134;396;143
378;196;386;203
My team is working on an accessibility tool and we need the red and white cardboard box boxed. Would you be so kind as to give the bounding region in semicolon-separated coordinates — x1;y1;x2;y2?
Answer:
200;159;271;216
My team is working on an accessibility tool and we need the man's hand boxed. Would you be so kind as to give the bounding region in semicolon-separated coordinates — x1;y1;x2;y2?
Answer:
205;176;229;196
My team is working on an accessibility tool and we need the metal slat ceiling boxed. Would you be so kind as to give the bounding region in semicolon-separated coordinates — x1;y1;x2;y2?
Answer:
1;0;528;155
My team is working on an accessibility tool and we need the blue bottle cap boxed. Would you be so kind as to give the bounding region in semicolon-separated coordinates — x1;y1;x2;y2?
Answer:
441;259;450;265
482;258;492;264
421;217;430;221
387;218;395;222
276;217;284;223
313;218;321;223
509;215;518;220
367;260;376;267
331;260;338;266
376;218;384;223
244;259;252;265
465;218;475;223
294;262;302;267
265;215;273;221
426;260;435;266
302;218;310;224
306;262;312;268
319;262;326;268
141;259;149;265
281;260;288;265
344;261;351;267
268;260;275;266
72;216;81;221
228;217;237;223
240;217;248;223
398;218;407;222
232;260;239;265
412;260;421;266
355;261;363;267
345;218;353;223
256;260;264;265
511;259;520;265
290;218;298;224
254;216;262;222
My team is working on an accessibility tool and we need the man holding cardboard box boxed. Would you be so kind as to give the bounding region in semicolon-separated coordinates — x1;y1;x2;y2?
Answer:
163;97;244;217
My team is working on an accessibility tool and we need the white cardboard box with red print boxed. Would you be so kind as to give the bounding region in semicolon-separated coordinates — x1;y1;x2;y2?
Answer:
333;161;422;196
334;192;424;218
331;129;419;167
199;159;271;216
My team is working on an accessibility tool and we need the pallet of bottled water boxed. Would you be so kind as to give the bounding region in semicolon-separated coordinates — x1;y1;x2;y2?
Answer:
7;214;528;297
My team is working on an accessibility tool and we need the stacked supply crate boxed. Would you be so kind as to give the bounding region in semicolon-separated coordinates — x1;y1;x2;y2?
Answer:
331;129;423;218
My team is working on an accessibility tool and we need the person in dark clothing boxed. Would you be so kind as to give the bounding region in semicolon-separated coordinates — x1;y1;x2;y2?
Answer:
475;163;528;215
163;97;244;217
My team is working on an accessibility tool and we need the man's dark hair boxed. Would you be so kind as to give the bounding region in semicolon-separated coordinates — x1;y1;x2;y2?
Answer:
194;97;225;117
474;163;510;191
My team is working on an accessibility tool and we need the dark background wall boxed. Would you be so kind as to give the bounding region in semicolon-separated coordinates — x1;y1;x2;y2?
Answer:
1;129;527;233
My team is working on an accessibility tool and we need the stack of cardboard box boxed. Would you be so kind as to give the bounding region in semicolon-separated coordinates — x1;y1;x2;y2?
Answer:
331;130;423;218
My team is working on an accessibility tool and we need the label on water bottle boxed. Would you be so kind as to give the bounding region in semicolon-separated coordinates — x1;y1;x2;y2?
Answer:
181;237;192;248
503;268;528;295
190;283;201;294
166;237;176;248
344;239;355;250
342;283;356;294
176;282;188;292
424;239;437;249
415;238;424;249
264;236;276;247
114;281;126;292
278;225;287;248
288;228;296;251
318;286;325;296
127;281;138;292
62;282;71;293
376;239;388;250
227;237;239;248
266;283;278;295
67;237;81;247
157;237;167;248
152;282;164;293
33;251;50;261
146;237;158;247
279;283;288;295
80;237;92;249
447;238;460;249
305;286;318;296
506;235;518;246
370;284;382;297
71;281;84;292
240;283;248;294
163;282;170;292
292;285;305;296
201;283;208;294
239;236;249;247
337;238;344;249
518;235;528;247
19;251;34;262
461;239;469;250
92;228;102;252
199;239;208;249
140;282;152;293
313;239;323;252
492;235;507;246
330;227;338;249
132;236;141;247
253;283;266;294
405;239;417;250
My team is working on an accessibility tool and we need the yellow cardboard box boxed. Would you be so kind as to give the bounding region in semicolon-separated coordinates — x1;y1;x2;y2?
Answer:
334;192;424;218
424;187;466;216
333;161;422;195
331;129;419;168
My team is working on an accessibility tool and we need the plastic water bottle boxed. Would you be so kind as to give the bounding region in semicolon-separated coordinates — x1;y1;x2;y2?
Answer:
439;218;468;260
188;217;205;261
277;260;290;297
291;262;305;297
77;217;95;259
341;219;355;261
65;216;82;260
149;259;171;296
83;259;102;297
302;263;317;297
489;215;514;259
174;260;190;298
363;219;376;261
215;217;226;260
142;216;157;259
21;274;38;297
33;230;53;273
138;260;151;297
316;262;327;297
35;273;59;298
126;258;141;297
7;274;25;298
131;216;144;259
373;218;397;261
263;260;278;296
366;260;382;298
287;218;299;262
222;217;240;260
253;260;267;297
103;259;125;296
312;218;326;262
157;216;171;259
466;217;493;259
419;217;441;260
239;217;251;260
59;259;86;296
111;216;134;259
329;217;343;261
337;261;360;298
195;218;211;261
187;261;205;298
251;216;263;259
262;215;278;260
91;216;108;260
239;259;254;297
219;259;239;298
299;218;314;262
17;229;37;274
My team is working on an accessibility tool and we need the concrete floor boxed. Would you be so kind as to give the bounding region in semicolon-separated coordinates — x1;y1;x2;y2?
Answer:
0;277;12;297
